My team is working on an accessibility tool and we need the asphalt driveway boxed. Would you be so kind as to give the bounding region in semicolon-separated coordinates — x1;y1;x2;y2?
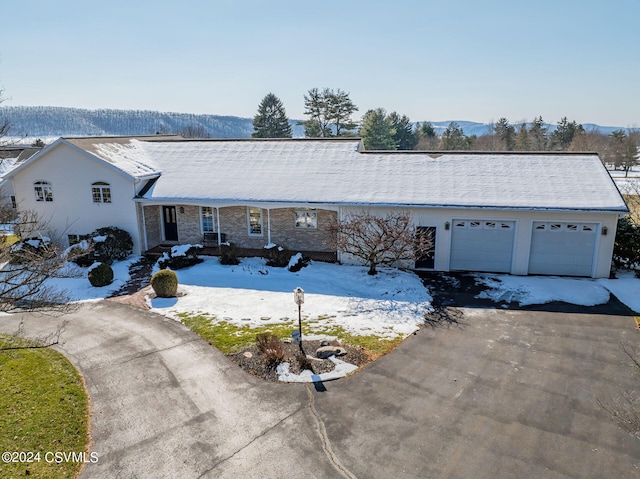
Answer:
1;301;639;478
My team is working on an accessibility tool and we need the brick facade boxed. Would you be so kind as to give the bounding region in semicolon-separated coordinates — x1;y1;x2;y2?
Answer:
143;205;161;247
143;204;337;253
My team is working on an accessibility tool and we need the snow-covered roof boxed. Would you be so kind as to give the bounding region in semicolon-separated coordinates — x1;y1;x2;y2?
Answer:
0;146;41;178
125;138;627;212
64;136;174;179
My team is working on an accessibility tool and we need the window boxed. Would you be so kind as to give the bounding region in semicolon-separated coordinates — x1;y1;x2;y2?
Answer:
92;182;112;203
535;224;546;230
567;224;578;231
247;207;262;235
295;209;317;229
10;196;16;209
469;221;480;228
550;224;561;231
582;225;593;232
68;234;90;246
484;221;496;229
454;221;466;228
201;206;215;233
34;181;53;202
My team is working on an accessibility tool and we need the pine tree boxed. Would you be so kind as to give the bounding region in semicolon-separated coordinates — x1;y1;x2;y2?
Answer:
440;122;470;150
301;88;358;137
389;112;417;150
359;109;397;150
494;117;515;150
416;122;439;149
514;123;531;151
529;116;548;151
551;117;584;150
252;93;292;138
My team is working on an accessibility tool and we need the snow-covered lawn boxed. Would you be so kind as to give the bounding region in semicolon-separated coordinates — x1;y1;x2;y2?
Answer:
149;257;433;339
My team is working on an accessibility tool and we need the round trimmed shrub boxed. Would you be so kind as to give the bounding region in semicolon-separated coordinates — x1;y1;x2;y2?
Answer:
88;263;114;287
151;269;178;298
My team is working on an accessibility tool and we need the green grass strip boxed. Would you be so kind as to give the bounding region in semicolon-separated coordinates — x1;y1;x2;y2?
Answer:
0;334;89;479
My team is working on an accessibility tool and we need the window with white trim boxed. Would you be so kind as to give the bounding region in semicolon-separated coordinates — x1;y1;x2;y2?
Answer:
201;206;215;233
92;182;112;203
247;207;263;236
295;209;317;229
68;234;90;246
469;221;480;228
34;181;53;202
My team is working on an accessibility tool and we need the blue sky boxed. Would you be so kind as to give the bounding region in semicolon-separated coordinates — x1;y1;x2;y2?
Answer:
1;0;639;127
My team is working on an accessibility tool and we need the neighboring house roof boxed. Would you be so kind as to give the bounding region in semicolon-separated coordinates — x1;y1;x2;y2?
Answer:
128;138;626;212
0;146;42;178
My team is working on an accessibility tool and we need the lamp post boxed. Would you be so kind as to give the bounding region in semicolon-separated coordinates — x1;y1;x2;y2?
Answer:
293;287;304;349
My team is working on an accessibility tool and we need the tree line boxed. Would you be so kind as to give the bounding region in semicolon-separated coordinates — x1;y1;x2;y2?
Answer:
251;90;639;174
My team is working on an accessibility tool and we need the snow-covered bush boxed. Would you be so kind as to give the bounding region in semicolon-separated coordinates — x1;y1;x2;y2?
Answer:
88;262;114;287
91;226;133;263
151;269;178;298
157;244;203;270
9;236;55;264
287;252;309;272
219;242;240;265
263;243;291;268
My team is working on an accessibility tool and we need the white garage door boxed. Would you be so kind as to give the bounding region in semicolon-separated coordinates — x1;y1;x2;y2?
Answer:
450;220;515;273
528;222;597;277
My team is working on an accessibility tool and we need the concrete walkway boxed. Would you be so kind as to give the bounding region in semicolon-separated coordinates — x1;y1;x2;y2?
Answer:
1;302;639;478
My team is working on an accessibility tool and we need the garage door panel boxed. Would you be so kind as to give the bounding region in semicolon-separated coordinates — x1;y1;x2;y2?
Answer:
529;222;596;276
450;220;514;273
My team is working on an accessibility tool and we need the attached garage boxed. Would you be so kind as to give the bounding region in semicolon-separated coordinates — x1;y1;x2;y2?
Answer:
450;219;515;273
528;222;598;277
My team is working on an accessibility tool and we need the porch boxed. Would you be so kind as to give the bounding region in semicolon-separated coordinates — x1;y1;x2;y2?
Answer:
144;244;337;263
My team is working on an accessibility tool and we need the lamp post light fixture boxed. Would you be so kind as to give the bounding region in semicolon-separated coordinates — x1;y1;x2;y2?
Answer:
293;287;304;348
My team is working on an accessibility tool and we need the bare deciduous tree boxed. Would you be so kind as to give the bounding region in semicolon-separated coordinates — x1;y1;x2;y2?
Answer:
327;210;434;275
0;209;85;315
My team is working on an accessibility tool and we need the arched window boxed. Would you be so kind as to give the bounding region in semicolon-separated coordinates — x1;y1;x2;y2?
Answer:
92;182;112;203
34;181;53;202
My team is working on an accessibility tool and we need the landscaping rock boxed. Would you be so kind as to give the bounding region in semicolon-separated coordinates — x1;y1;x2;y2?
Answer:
316;345;347;359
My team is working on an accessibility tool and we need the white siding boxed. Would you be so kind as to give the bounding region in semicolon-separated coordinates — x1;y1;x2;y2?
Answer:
11;143;142;254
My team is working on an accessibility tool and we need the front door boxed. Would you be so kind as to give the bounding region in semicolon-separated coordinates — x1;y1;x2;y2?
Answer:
162;206;178;241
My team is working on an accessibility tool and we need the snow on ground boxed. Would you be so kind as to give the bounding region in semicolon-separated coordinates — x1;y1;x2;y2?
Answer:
475;272;639;312
598;270;640;313
41;257;137;301
149;257;433;339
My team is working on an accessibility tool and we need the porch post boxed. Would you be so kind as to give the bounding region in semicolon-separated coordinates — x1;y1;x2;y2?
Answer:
216;207;222;245
267;208;271;244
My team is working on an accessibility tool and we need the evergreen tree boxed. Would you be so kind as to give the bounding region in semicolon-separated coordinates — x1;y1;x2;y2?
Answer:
494;117;515;150
440;122;470;150
415;122;439;149
252;93;292;138
551;117;584;150
301;87;358;137
608;130;639;175
327;89;358;136
389;112;417;150
514;123;531;151
529;116;548;151
359;108;397;150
